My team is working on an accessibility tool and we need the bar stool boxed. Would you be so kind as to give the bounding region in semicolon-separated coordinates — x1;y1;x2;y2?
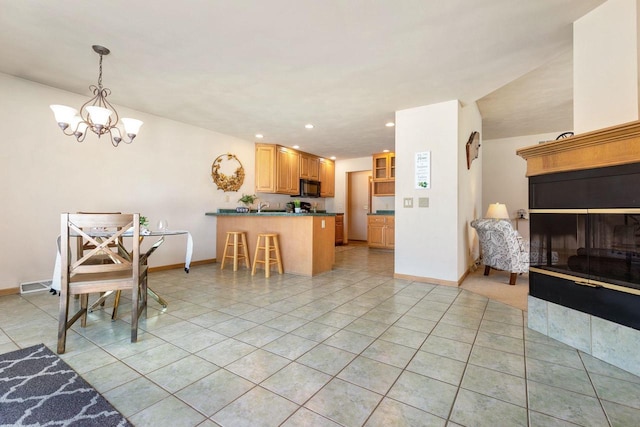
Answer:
251;233;284;278
220;231;250;271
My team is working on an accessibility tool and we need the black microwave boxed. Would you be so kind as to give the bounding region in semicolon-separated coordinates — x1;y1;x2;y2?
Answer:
298;179;321;198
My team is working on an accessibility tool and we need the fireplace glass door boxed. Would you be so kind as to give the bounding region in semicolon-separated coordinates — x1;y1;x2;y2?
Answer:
530;210;640;291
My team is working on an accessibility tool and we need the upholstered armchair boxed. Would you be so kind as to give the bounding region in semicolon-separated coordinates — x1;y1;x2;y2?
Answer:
471;218;529;285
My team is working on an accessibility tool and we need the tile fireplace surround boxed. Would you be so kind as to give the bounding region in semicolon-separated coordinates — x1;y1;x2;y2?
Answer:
517;120;640;377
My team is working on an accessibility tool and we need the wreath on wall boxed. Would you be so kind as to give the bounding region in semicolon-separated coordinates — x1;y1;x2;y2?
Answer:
211;153;245;192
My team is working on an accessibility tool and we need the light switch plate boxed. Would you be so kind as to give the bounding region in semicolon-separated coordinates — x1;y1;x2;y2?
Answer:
418;197;429;207
403;198;413;208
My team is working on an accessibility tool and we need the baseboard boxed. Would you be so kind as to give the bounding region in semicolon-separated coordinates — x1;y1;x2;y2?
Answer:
393;273;459;287
148;258;216;273
0;287;20;296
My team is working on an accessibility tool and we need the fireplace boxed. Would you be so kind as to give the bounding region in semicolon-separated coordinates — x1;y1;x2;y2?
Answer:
528;163;640;330
517;121;640;377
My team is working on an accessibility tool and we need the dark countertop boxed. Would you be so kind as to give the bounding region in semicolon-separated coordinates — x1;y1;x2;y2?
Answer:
206;209;336;217
368;210;395;216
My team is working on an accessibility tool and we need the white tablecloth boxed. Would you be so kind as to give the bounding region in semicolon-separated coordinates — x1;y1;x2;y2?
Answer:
51;231;193;292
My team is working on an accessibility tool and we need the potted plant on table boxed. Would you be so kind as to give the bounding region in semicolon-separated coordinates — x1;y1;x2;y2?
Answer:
293;199;301;213
237;193;257;213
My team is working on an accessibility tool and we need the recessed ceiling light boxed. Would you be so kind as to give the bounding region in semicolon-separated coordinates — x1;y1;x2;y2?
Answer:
305;124;314;129
383;149;390;153
385;122;395;127
255;133;264;139
293;145;300;149
330;156;336;160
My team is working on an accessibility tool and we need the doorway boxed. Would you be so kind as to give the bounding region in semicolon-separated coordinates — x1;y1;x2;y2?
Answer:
347;170;372;241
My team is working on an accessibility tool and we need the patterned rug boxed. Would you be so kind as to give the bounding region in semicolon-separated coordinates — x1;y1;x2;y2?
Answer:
0;344;132;427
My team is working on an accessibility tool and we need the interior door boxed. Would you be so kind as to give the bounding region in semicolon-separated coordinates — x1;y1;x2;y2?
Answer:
347;170;372;241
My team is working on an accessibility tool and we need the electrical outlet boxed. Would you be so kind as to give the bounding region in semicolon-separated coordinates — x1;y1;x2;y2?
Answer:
418;197;429;207
225;195;230;202
321;220;326;228
403;197;413;208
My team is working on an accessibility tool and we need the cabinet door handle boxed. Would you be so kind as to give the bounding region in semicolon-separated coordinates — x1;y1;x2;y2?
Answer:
574;280;602;289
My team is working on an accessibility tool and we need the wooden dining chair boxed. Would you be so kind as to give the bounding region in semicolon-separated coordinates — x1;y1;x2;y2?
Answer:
57;212;146;354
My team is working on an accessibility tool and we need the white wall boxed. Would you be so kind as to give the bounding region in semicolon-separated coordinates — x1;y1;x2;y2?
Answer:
0;73;256;291
395;100;462;283
481;131;561;243
574;0;639;132
458;103;483;273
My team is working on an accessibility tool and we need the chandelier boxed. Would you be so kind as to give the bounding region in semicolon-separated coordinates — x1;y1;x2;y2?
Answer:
50;45;142;147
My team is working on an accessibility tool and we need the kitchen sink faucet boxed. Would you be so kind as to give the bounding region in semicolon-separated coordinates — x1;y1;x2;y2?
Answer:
257;202;270;212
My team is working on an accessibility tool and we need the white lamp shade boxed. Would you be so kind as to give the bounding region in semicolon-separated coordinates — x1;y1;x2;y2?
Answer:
50;105;78;124
86;106;112;126
121;118;143;135
485;203;509;219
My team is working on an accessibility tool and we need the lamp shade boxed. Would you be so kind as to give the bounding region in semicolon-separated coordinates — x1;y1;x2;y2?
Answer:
50;105;78;124
121;118;143;135
86;106;112;126
485;203;509;219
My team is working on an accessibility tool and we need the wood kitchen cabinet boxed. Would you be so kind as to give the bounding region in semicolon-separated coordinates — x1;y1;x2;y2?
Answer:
255;144;300;195
300;152;320;181
372;152;395;196
367;215;394;249
319;157;335;197
276;146;300;195
335;213;344;245
255;143;334;197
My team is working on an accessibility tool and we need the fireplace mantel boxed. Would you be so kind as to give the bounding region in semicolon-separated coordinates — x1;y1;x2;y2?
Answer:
517;120;640;176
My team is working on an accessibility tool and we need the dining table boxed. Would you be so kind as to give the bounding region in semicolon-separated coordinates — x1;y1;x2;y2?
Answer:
52;229;193;318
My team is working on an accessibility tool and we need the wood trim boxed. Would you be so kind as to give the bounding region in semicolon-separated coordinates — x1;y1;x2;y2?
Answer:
148;259;215;273
0;287;20;296
393;273;459;287
516;120;640;176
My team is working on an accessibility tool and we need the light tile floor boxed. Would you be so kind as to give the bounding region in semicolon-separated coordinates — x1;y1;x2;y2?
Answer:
2;244;640;426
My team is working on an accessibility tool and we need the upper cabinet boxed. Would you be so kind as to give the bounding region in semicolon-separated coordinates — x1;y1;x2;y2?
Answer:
255;144;334;197
372;152;395;196
255;144;277;193
319;157;335;197
255;144;300;195
275;146;300;195
300;152;320;181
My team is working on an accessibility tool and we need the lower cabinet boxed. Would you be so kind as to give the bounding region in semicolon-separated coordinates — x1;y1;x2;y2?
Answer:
335;213;344;246
367;215;394;249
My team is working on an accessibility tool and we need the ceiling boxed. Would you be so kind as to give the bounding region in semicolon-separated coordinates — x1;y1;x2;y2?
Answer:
0;0;605;159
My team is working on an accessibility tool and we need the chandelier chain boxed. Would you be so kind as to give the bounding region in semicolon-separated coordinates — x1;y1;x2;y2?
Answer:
97;53;103;89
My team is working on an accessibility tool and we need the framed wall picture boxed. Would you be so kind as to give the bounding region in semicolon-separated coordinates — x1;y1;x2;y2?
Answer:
415;151;430;189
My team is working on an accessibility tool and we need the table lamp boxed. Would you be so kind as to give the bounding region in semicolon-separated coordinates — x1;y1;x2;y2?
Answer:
485;203;509;219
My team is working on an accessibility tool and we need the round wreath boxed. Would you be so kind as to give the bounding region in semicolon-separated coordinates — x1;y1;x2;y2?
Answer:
211;153;245;192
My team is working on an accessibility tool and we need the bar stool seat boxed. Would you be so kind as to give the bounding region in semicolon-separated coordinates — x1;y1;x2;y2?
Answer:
220;231;250;271
252;233;284;278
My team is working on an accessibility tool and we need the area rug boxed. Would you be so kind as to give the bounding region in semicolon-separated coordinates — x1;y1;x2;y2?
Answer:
0;344;132;427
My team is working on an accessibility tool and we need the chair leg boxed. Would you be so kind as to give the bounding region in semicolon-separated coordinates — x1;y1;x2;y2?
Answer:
131;283;139;343
57;293;70;354
509;272;517;286
484;265;491;276
241;233;250;269
220;232;231;270
80;294;89;327
273;235;283;274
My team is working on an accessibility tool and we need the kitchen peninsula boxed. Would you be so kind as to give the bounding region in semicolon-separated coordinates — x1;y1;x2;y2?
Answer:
206;211;336;276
